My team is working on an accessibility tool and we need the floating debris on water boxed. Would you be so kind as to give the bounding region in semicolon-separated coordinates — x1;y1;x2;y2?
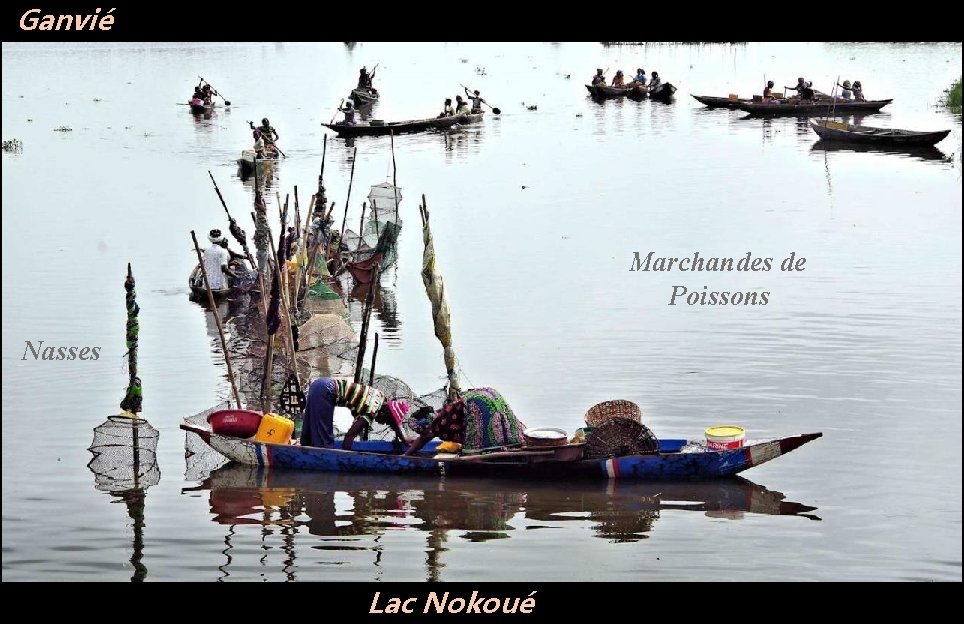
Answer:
53;126;72;132
2;138;24;152
93;98;102;102
527;105;538;111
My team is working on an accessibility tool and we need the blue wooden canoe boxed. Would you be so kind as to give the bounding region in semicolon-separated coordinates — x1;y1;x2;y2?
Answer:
181;421;821;480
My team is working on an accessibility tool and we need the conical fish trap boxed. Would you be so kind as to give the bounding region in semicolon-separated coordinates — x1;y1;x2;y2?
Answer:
585;418;659;459
585;400;641;428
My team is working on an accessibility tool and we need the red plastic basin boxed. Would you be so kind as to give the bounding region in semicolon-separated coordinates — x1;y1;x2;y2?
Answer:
208;409;262;438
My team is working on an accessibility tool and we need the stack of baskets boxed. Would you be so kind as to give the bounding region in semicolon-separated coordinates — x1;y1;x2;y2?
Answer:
583;400;659;459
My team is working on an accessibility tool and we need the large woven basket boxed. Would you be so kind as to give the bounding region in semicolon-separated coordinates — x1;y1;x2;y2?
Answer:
585;400;641;428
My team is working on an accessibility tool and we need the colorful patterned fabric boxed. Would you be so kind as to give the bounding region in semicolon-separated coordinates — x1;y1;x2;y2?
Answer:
424;388;526;450
333;379;385;426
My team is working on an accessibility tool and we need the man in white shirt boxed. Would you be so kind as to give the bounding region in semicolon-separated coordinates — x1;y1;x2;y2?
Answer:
202;229;234;289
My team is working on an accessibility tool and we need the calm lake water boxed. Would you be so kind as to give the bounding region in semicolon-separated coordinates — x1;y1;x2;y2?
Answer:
2;42;961;582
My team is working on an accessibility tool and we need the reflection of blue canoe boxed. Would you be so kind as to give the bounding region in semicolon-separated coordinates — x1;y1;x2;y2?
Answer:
189;463;820;526
181;420;821;480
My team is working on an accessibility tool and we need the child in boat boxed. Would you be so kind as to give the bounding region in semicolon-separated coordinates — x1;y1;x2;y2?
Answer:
464;87;485;113
648;71;661;91
300;377;411;449
611;70;626;87
338;100;356;125
633;68;647;85
763;80;776;100
591;68;606;85
852;80;865;102
439;98;455;117
455;95;471;115
403;388;528;455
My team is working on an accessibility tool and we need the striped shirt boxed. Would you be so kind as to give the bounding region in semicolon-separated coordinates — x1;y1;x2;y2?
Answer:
333;380;385;425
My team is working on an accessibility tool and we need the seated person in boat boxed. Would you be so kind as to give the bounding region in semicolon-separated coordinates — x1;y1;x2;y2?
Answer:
191;86;205;105
357;66;375;90
648;71;661;91
633;68;647;85
403;388;528;456
201;84;214;105
836;80;854;100
202;229;240;290
851;80;865;102
338;100;357;125
763;80;776;100
439;98;455;117
464;87;486;113
591;68;606;85
300;377;411;449
455;95;472;115
611;70;626;87
785;77;815;101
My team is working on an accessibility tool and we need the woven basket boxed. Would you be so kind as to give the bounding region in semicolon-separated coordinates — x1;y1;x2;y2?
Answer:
585;418;659;459
585;400;641;428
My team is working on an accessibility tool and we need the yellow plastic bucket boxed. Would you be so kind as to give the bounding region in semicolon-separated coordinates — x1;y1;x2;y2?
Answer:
255;413;294;444
705;425;745;450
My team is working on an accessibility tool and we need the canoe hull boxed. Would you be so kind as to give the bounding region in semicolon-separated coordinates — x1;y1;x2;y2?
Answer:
350;87;379;103
237;149;279;172
323;113;483;137
182;421;822;480
586;84;633;98
692;94;746;109
649;83;677;101
810;119;950;146
737;99;892;116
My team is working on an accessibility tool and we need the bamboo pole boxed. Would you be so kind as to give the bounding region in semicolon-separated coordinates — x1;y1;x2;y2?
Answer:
190;231;242;409
339;146;358;243
254;211;276;412
354;201;368;254
390;130;399;221
353;267;380;383
368;332;379;386
264;219;302;393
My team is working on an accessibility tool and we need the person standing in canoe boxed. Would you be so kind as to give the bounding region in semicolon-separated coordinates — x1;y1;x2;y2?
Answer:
338;99;357;125
463;87;486;113
357;66;376;90
253;117;279;149
202;229;239;290
300;377;412;449
611;70;626;87
403;388;528;455
591;68;606;85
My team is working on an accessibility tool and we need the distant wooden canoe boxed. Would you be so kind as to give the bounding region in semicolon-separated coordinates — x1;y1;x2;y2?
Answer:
350;87;379;104
692;94;748;108
810;119;950;146
810;140;947;163
736;99;892;116
323;112;483;137
586;84;634;98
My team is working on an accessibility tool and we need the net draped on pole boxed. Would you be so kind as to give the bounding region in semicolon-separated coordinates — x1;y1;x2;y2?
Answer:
419;197;460;399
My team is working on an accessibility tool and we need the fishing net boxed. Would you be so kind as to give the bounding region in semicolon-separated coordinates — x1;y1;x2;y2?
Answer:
87;416;160;492
183;403;232;481
585;418;660;459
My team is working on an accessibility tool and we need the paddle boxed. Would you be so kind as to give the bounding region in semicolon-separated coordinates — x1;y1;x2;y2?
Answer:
328;98;345;125
198;76;231;106
461;83;500;115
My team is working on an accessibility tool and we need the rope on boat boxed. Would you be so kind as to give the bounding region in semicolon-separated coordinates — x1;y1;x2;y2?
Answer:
120;263;142;414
